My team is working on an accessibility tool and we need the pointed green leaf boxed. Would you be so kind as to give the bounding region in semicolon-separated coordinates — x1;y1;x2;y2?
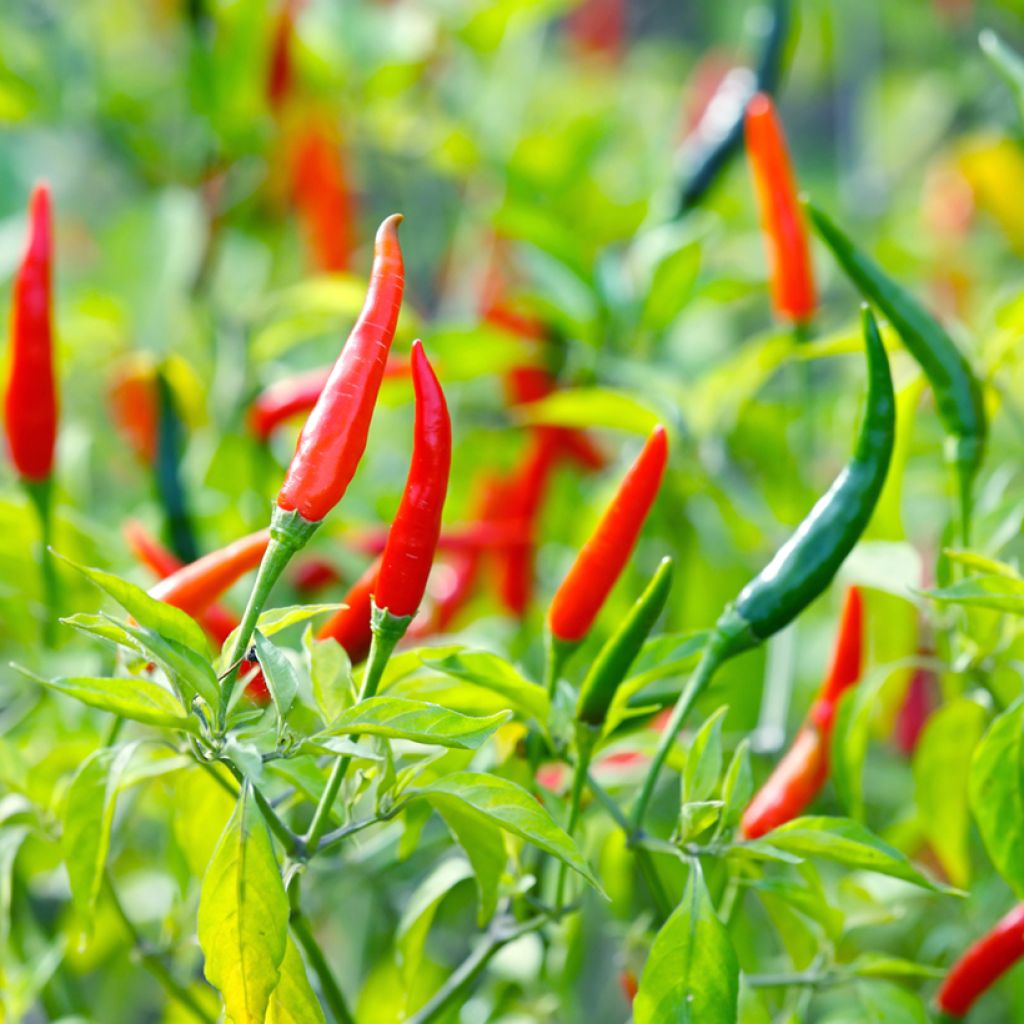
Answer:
265;937;326;1024
433;803;505;925
420;650;549;721
684;706;728;804
254;631;300;719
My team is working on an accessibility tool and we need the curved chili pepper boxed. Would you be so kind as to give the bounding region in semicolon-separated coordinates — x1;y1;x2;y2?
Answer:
576;557;673;727
149;528;271;616
744;92;815;325
713;311;893;657
5;183;56;483
375;341;452;618
807;202;986;542
741;586;864;838
674;0;790;217
277;213;404;523
123;521;269;703
316;557;380;664
936;904;1024;1017
248;357;411;442
548;426;669;644
633;309;893;832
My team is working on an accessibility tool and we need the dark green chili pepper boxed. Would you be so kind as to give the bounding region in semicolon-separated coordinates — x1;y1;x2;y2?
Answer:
674;0;790;217
807;201;986;542
632;307;894;831
714;306;894;656
154;369;199;563
576;557;674;728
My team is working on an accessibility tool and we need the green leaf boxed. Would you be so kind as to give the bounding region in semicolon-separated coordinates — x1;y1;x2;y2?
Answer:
942;549;1019;578
320;698;511;750
396;859;474;988
265;937;326;1024
848;954;945;981
913;697;987;888
636;228;702;332
198;785;289;1024
717;739;753;837
634;864;738;1023
970;697;1024;896
416;772;602;892
684;706;728;804
515;387;662;436
856;980;929;1023
219;605;342;671
745;817;949;892
420;650;549;721
433;803;505;926
63;743;139;928
21;670;197;732
924;575;1024;615
304;628;354;723
254;631;300;720
58;555;209;656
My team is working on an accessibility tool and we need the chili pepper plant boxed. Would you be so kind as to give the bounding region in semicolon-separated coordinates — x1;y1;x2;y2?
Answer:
6;1;1024;1022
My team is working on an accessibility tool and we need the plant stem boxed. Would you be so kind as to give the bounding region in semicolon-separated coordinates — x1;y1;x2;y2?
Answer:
554;726;594;912
104;873;215;1024
289;882;356;1024
631;645;724;833
219;760;301;855
405;916;545;1024
304;608;405;852
25;477;56;647
315;801;408;855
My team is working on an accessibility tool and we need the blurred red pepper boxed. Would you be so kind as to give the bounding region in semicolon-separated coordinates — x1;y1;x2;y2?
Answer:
123;521;269;703
565;0;626;60
548;426;669;644
110;364;159;465
744;93;816;325
619;968;639;1004
895;659;938;755
5;183;57;482
936;904;1024;1017
249;356;411;442
316;557;380;664
277;214;404;523
266;0;300;112
375;341;451;618
149;528;271;616
741;586;864;839
292;557;342;595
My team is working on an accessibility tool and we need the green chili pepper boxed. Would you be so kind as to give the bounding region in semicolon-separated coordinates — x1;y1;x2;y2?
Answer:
807;201;985;542
576;557;674;728
632;307;894;831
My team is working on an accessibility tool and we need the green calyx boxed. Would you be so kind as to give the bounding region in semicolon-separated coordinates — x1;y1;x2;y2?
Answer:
575;557;674;728
270;504;322;554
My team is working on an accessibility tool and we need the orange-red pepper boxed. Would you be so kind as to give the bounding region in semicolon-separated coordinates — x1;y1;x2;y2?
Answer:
744;93;816;325
316;557;380;664
5;183;56;482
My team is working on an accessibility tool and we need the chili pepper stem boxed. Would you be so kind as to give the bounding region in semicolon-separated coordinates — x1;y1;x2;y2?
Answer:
25;476;57;647
543;632;577;697
554;724;596;912
220;507;320;730
304;602;412;852
631;642;726;833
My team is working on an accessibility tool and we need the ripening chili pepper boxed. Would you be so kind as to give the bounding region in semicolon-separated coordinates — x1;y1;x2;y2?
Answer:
936;904;1024;1017
149;528;271;616
154;369;199;563
576;558;673;727
375;341;451;618
277;214;404;523
895;658;938;755
619;969;639;1004
350;520;523;558
741;586;864;839
674;0;790;217
807;202;986;543
248;357;411;442
6;183;56;483
123;520;269;703
548;426;669;646
290;119;357;274
744;93;816;325
292;557;342;595
633;308;893;832
266;0;298;112
316;558;380;665
110;364;159;465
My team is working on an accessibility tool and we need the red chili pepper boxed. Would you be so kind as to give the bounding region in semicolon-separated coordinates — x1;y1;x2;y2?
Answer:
123;521;269;703
375;340;452;618
619;968;639;1004
565;0;626;60
277;214;404;523
937;904;1024;1017
148;528;271;616
895;658;938;755
741;586;864;839
5;183;56;482
266;0;299;112
109;364;158;465
249;357;411;442
291;557;342;595
547;426;669;643
744;93;816;325
289;119;357;274
316;557;380;664
349;520;523;558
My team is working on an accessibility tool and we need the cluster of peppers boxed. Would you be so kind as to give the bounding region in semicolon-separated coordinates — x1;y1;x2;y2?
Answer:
0;15;1008;1018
